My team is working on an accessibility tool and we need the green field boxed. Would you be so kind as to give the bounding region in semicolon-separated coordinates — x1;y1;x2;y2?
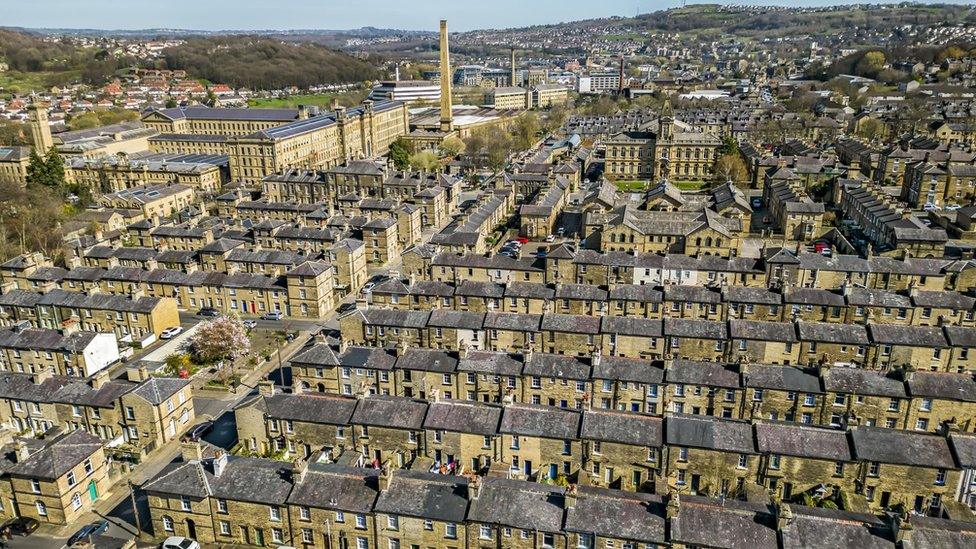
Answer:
247;90;368;109
0;69;81;94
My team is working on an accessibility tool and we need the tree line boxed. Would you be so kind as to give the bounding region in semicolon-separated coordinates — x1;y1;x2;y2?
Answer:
158;37;382;90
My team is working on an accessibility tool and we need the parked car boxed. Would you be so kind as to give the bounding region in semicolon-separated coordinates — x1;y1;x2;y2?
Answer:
751;197;763;209
162;537;201;549
517;237;529;244
362;282;377;293
68;520;109;546
160;326;184;340
0;517;38;538
182;420;214;443
242;319;258;329
545;234;555;242
197;308;219;318
262;311;284;321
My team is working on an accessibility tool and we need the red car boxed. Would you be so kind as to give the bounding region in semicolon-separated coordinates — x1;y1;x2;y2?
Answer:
517;237;529;244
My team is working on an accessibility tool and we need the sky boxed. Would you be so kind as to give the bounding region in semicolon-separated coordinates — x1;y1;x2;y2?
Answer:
5;0;972;32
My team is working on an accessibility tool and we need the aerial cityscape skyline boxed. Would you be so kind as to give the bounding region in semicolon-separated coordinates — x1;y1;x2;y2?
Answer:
6;0;975;31
1;2;976;547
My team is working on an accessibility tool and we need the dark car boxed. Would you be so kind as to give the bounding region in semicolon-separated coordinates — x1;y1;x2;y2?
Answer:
0;517;38;538
67;520;109;546
182;420;214;442
197;308;219;318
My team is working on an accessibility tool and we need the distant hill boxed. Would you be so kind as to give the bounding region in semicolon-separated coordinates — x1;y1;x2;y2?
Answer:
159;36;383;90
0;28;134;92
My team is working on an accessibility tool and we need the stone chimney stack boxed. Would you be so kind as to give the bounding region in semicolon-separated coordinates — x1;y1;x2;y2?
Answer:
439;20;454;133
292;458;309;484
180;440;203;462
619;56;626;93
13;440;30;463
510;48;517;87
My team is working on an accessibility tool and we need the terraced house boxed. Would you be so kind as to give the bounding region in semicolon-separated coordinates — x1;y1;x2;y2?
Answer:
141;441;976;548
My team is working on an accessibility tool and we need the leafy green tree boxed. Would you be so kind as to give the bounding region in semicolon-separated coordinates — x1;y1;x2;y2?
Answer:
440;136;465;158
388;138;411;170
25;149;47;187
511;112;540;151
26;147;66;191
409;151;440;171
716;136;739;156
854;51;886;78
164;97;178;109
713;154;749;186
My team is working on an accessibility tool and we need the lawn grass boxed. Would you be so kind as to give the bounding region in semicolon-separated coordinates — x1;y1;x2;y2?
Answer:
247;90;368;109
614;180;650;192
674;180;709;191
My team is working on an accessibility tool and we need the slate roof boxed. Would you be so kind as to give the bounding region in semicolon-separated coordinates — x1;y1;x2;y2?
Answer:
499;404;581;440
287;464;379;512
850;426;956;469
564;487;666;544
457;351;524;376
423;399;501;436
754;422;852;461
671;496;777;549
782;505;893;549
581;409;662;447
264;392;358;424
742;364;822;393
467;477;564;532
351;395;427;430
601;316;663;337
906;371;976;402
8;429;102;480
374;470;468;522
591;356;665;384
211;456;294;504
667;360;740;388
523;353;591;380
541;313;601;334
129;377;190;406
665;414;755;454
796;321;869;344
822;368;905;398
396;348;458;373
729;320;797;342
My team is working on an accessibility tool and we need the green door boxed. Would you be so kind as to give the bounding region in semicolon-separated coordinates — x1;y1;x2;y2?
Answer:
88;480;98;501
